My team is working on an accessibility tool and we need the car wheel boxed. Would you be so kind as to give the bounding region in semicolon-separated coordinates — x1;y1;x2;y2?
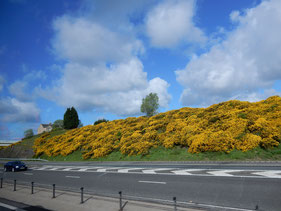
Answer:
12;168;15;172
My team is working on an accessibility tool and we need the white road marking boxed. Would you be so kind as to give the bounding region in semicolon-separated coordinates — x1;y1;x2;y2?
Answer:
96;167;124;172
138;180;166;184
65;176;80;179
0;202;18;210
118;168;144;173
23;173;33;175
78;167;101;171
62;168;75;171
35;166;51;170
142;168;174;174
29;165;281;179
207;170;242;177
171;169;205;175
252;170;281;178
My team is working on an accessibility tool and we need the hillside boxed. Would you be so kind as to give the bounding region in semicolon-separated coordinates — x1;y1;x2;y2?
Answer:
31;96;281;160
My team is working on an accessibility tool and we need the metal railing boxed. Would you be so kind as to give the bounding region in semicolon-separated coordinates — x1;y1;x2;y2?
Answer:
0;178;187;211
0;177;259;211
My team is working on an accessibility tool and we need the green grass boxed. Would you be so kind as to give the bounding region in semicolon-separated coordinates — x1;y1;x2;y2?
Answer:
39;145;281;162
19;129;67;149
5;128;281;162
39;150;84;161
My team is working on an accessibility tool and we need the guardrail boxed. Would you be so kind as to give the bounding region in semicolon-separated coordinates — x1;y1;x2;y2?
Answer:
0;178;186;211
0;177;259;211
0;158;48;162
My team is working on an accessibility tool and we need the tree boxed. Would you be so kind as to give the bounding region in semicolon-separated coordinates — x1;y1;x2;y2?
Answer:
94;119;108;125
53;119;64;129
63;107;79;129
24;129;34;138
141;93;159;117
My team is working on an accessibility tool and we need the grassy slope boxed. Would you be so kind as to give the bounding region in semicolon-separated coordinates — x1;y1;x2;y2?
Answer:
38;145;281;162
2;96;281;161
3;130;281;161
0;129;66;158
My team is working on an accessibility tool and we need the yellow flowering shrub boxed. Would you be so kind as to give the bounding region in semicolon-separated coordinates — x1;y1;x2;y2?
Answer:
33;96;281;159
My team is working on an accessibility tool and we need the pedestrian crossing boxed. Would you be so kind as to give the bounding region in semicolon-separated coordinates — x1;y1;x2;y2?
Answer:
29;165;281;179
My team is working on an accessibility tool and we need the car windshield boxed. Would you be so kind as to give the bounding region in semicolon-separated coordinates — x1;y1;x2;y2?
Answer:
14;161;24;165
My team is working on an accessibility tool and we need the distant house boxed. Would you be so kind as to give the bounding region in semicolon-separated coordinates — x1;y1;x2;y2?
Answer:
37;123;52;134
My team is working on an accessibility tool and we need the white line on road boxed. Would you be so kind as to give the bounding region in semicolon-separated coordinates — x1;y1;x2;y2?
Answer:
138;180;166;184
207;170;242;177
23;173;33;175
171;169;204;175
78;167;101;171
118;168;144;173
65;176;80;179
142;168;174;174
0;202;18;210
252;170;281;178
96;167;125;172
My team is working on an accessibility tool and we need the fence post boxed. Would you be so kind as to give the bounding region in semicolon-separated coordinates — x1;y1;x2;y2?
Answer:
173;197;177;211
52;184;55;198
119;191;122;211
31;182;34;194
0;178;2;188
80;187;84;204
13;180;16;191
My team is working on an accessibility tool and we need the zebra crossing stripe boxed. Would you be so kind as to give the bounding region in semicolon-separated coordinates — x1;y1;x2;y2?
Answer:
142;168;174;174
35;166;52;170
171;169;205;175
118;168;144;173
207;170;242;177
96;167;125;172
78;167;101;171
252;170;281;178
29;166;281;179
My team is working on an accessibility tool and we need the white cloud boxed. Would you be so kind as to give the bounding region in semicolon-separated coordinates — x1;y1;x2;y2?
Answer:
40;58;171;116
0;71;44;123
44;2;171;116
145;0;206;48
0;98;40;123
52;16;144;65
9;81;32;102
8;70;46;102
176;0;281;106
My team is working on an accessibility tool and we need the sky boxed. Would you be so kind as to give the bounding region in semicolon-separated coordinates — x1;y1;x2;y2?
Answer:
1;0;281;141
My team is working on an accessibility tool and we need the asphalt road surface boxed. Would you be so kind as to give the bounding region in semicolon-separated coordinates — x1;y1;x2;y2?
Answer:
1;161;281;211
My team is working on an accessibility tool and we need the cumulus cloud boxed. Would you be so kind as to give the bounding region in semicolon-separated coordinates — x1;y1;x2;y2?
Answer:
0;98;40;123
8;70;46;102
8;81;32;102
0;71;44;123
40;58;170;115
145;0;206;48
44;2;171;116
52;16;144;65
176;0;281;106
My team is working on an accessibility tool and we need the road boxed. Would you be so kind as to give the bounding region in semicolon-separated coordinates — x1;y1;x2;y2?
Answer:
1;161;281;211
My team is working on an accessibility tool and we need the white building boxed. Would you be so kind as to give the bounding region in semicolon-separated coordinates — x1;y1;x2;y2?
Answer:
37;123;52;134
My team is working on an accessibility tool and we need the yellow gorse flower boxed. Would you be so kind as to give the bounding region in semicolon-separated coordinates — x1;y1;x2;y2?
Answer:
33;96;281;159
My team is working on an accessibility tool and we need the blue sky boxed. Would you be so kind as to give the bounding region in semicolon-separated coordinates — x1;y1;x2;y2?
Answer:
1;0;281;141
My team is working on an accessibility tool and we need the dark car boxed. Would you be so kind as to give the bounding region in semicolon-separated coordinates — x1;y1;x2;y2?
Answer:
4;161;28;172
